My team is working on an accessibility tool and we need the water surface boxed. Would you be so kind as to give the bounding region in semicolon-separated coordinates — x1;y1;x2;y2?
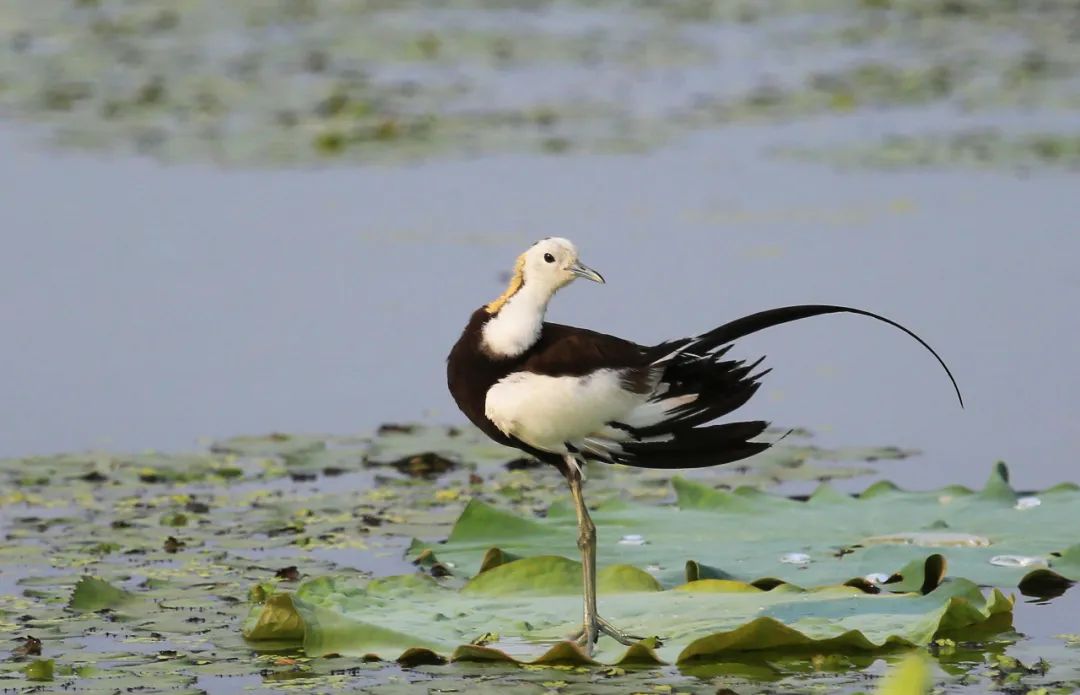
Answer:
3;122;1077;491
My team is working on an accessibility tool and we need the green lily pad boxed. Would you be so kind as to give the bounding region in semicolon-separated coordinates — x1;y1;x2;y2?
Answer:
1048;543;1080;579
1;424;1075;693
243;562;1012;664
461;556;662;596
211;433;328;457
23;659;54;682
68;575;137;611
364;425;518;467
410;464;1080;590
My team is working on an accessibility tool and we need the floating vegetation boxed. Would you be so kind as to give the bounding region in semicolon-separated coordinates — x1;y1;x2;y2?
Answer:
0;424;1077;691
0;1;1077;168
409;463;1080;590
243;568;1011;664
777;130;1080;171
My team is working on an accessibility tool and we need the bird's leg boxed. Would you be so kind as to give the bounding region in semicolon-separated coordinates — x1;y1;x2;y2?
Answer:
565;455;647;654
568;463;599;650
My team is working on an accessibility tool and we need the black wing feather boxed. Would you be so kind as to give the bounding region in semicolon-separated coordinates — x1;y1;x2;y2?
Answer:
603;304;962;471
611;421;771;470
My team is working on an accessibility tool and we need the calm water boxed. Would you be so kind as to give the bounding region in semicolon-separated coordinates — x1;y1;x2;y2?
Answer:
2;117;1078;491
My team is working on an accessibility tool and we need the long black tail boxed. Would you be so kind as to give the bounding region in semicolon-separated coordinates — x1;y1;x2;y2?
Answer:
648;304;963;407
598;304;961;470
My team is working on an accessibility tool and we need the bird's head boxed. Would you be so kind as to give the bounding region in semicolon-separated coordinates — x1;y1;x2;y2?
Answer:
486;238;604;314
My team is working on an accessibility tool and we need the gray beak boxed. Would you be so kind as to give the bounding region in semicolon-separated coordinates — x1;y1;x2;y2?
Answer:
569;260;605;284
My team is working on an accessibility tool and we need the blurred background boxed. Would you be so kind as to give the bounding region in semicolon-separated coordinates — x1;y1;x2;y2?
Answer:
1;0;1077;489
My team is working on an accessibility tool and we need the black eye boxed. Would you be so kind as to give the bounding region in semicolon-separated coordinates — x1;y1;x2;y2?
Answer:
543;253;555;263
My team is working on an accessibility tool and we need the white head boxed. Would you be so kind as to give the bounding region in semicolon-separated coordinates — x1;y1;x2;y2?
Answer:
480;238;604;358
486;237;604;314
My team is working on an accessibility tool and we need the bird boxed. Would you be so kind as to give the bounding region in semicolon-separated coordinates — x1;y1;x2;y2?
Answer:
446;237;962;655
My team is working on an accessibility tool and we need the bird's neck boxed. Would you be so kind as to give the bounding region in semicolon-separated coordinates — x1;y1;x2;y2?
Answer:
481;282;551;358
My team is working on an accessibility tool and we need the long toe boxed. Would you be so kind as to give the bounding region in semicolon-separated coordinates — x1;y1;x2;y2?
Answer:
596;616;652;646
572;622;598;655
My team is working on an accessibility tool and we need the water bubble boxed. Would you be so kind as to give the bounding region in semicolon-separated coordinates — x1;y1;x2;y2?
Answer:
646;564;662;574
989;555;1046;568
864;573;891;584
618;534;646;546
780;552;811;565
1014;496;1041;510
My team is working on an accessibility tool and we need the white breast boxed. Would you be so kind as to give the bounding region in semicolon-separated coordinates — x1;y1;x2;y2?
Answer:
485;369;646;454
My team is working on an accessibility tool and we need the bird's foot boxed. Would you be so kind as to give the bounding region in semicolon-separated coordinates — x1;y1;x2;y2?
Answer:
569;615;655;654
